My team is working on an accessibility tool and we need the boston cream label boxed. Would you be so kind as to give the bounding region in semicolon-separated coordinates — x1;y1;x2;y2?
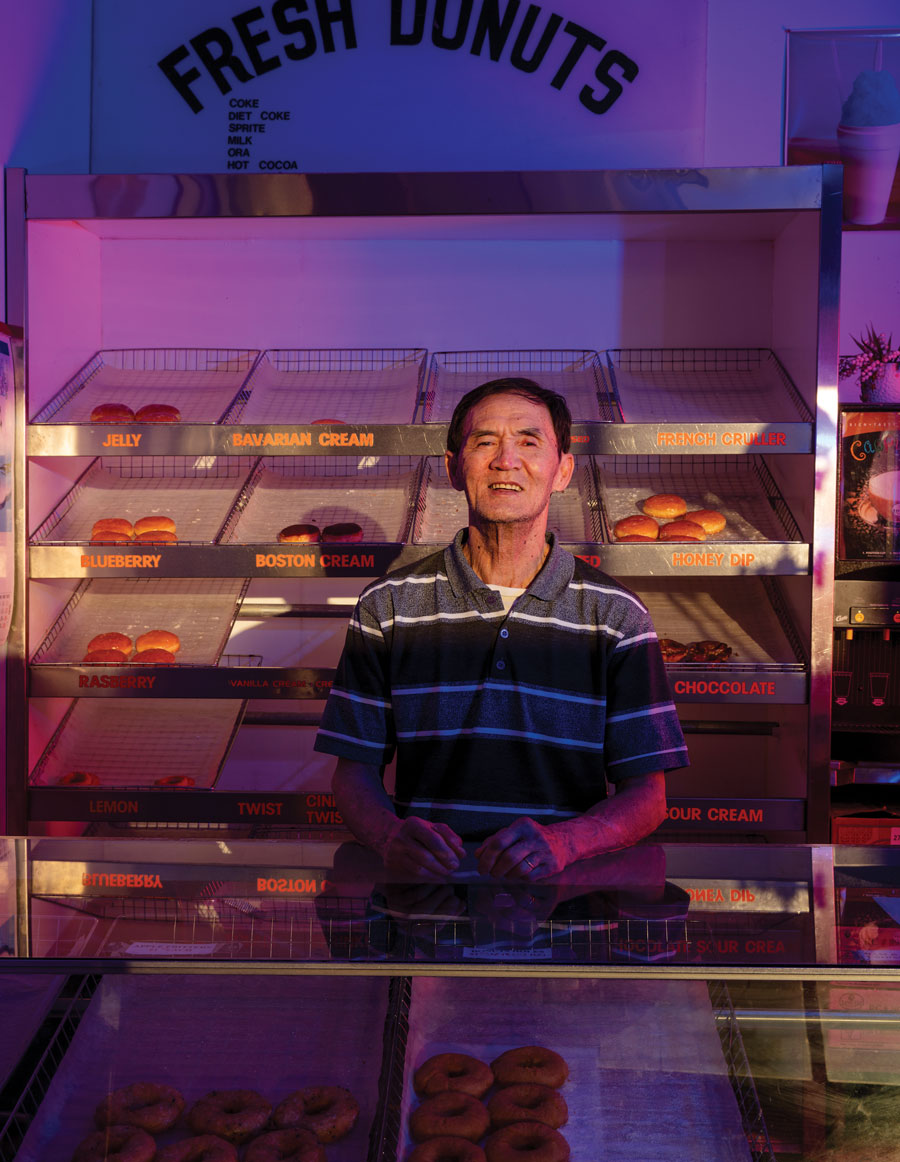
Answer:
231;429;374;448
254;552;375;570
656;431;787;447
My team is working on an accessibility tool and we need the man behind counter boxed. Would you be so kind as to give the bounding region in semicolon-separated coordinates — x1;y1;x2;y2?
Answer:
314;378;688;880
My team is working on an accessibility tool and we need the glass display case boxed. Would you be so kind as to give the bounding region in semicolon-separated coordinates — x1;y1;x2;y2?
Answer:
3;839;900;1160
3;166;841;841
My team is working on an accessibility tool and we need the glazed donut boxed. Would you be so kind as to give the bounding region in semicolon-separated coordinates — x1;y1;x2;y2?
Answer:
612;515;659;541
490;1048;568;1090
134;515;176;535
487;1085;567;1130
136;629;181;653
659;638;689;663
642;493;687;520
83;648;129;663
484;1123;569;1162
272;1086;359;1143
90;403;135;423
683;509;727;534
658;520;706;542
414;1053;494;1099
92;519;134;538
321;521;363;543
154;775;196;787
95;1082;185;1133
91;532;134;545
72;1126;156;1162
132;648;177;664
244;1129;325;1162
135;403;181;422
409;1093;490;1144
58;771;100;786
409;1138;487;1162
134;530;178;544
157;1137;238;1162
88;632;133;654
188;1090;272;1145
278;523;320;544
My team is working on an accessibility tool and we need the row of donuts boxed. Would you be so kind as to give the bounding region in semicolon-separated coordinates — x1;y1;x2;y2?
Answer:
408;1047;570;1162
71;1082;359;1162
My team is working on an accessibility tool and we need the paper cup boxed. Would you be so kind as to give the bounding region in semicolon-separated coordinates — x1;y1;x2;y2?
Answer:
838;121;900;225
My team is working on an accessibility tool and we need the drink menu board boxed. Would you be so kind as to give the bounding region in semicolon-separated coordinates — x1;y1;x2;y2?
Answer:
839;409;900;560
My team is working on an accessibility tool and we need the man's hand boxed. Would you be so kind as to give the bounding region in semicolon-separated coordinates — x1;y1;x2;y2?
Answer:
383;816;466;878
475;772;667;880
475;817;567;881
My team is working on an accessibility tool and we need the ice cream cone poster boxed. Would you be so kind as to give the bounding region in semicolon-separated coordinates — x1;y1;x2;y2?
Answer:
786;30;900;228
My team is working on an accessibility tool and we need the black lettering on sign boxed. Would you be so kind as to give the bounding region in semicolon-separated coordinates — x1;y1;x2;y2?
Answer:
432;0;473;50
316;0;358;52
274;0;318;61
191;26;254;95
158;45;205;113
550;21;606;91
470;0;520;60
391;0;426;44
583;48;639;114
510;7;563;75
234;5;282;75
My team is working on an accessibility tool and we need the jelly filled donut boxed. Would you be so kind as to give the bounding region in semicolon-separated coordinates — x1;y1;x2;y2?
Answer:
410;1093;490;1144
409;1138;487;1162
272;1086;359;1143
154;775;196;787
88;632;133;654
488;1084;567;1130
135;403;181;422
83;648;129;663
244;1129;325;1162
490;1047;568;1089
95;1082;185;1133
188;1090;272;1144
484;1122;569;1162
157;1137;238;1162
414;1053;494;1099
72;1126;156;1162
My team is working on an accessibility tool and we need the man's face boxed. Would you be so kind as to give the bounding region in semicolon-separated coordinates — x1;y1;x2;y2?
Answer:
444;393;575;528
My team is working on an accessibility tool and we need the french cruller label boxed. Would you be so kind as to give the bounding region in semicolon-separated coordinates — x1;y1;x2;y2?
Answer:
656;430;787;447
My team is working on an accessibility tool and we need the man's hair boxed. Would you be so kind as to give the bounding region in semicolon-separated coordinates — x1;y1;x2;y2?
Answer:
446;377;572;456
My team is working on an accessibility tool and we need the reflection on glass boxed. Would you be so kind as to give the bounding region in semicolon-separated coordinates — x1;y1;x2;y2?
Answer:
869;671;889;706
833;670;853;705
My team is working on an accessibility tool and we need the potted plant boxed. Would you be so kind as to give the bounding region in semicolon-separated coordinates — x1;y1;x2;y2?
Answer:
839;326;900;402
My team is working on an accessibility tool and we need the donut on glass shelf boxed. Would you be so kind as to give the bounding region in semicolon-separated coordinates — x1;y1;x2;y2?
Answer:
135;403;181;422
612;515;659;541
410;1093;490;1144
484;1122;569;1162
87;632;133;655
642;493;687;520
134;530;178;544
83;648;129;663
134;515;177;535
154;775;196;787
414;1053;494;1099
408;1139;486;1162
278;524;320;544
272;1086;359;1143
90;403;135;423
244;1129;324;1162
136;629;181;654
658;639;689;663
490;1047;568;1089
91;518;134;539
132;648;177;664
187;1090;272;1145
487;1084;567;1130
156;1137;239;1162
95;1082;185;1133
72;1126;156;1162
658;520;706;542
682;509;727;535
57;771;100;786
321;521;363;543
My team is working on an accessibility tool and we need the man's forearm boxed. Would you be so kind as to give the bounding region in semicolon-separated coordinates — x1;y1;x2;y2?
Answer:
332;759;401;860
548;771;667;865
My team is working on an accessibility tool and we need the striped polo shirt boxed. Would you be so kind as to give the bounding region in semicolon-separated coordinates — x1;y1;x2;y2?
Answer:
314;530;688;839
